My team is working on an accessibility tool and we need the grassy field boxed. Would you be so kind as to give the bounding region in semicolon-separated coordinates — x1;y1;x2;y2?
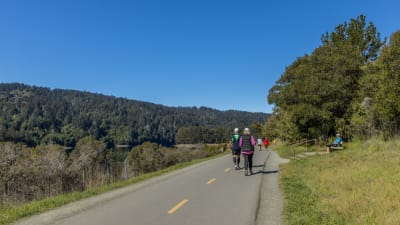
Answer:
0;152;227;225
275;138;400;225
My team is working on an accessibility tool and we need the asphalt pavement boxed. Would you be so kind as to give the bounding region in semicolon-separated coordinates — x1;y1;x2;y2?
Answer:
14;148;285;225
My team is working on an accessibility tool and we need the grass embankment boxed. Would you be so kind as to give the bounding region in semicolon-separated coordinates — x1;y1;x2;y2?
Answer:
275;139;400;225
274;141;320;159
0;151;227;225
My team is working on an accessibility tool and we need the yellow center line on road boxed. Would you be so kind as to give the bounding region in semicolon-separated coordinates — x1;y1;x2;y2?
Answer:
206;178;217;185
224;168;231;173
168;198;189;214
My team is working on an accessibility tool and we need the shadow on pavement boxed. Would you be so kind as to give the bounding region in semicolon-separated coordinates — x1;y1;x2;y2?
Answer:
252;164;265;168
253;170;278;175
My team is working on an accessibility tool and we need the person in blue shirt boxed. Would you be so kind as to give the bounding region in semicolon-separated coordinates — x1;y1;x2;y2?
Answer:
333;134;342;145
326;133;343;153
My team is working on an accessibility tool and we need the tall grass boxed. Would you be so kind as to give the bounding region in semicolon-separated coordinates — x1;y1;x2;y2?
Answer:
277;138;400;225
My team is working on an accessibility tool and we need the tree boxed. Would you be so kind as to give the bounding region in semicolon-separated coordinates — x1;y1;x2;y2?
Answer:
321;15;385;63
267;15;385;140
69;137;106;188
32;144;68;197
250;122;263;138
127;142;163;175
370;31;400;138
175;126;201;144
0;142;18;197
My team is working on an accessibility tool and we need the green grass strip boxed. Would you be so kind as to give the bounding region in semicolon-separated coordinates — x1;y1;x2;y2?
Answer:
280;161;341;225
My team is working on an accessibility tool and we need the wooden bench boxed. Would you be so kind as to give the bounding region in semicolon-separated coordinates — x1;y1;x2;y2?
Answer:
326;144;343;153
330;145;343;150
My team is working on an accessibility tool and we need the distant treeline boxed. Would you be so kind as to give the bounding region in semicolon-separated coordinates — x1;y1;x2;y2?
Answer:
0;83;268;147
265;15;400;141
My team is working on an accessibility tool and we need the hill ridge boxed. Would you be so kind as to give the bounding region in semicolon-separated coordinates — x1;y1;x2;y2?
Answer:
0;83;269;147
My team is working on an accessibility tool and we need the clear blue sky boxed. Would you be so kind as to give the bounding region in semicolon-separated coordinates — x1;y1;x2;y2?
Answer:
1;0;399;113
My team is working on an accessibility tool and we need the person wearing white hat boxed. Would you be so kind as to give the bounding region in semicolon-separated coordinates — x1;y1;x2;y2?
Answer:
326;133;343;153
229;128;241;169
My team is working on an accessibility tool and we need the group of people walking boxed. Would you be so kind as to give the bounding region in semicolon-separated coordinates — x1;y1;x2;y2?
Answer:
229;128;269;176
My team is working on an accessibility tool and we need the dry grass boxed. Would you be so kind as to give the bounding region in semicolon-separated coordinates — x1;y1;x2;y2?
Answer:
277;138;400;225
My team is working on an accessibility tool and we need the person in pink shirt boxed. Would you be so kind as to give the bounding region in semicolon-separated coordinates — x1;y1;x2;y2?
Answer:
239;128;256;176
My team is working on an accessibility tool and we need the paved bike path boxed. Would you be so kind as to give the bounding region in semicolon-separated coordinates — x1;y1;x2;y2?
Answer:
15;149;286;225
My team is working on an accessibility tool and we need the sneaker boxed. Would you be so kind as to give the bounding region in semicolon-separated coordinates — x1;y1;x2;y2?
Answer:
244;170;249;176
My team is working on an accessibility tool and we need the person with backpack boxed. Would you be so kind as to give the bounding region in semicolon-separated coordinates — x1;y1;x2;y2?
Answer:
229;128;241;170
239;128;256;176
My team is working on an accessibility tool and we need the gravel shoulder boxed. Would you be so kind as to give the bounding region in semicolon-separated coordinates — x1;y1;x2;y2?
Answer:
256;150;289;225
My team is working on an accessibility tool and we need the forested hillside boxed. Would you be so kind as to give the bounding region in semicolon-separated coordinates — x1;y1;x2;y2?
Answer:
265;15;400;141
0;83;268;147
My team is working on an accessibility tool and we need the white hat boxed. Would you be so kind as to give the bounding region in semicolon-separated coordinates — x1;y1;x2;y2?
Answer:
234;128;239;133
244;128;250;132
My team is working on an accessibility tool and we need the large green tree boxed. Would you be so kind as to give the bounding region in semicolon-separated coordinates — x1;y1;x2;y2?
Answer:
268;15;385;140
